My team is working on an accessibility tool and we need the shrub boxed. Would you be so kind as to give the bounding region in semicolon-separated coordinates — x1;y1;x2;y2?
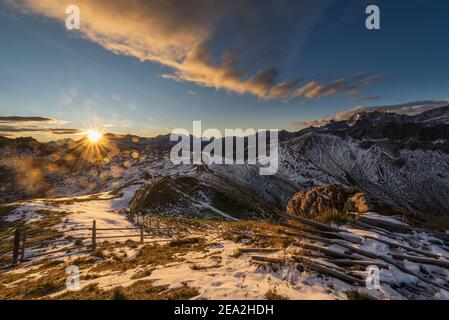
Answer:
111;287;127;300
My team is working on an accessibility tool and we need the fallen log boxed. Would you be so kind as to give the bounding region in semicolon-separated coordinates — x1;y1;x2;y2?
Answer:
239;248;283;253
348;220;401;239
280;222;362;244
364;235;443;259
251;256;286;264
391;253;449;269
278;213;343;233
324;259;389;269
292;256;364;286
357;216;411;234
278;229;336;244
336;242;449;292
294;242;355;260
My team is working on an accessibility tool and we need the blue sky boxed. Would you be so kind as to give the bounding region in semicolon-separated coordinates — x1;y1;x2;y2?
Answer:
0;0;448;140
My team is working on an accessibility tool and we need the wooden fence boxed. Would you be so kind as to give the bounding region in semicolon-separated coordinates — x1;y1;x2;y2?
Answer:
3;217;185;267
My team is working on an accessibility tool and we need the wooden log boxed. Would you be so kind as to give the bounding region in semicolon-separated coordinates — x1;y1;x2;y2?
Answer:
391;253;449;269
364;235;442;259
336;241;449;291
280;222;362;244
92;220;96;251
20;230;26;261
140;225;144;243
292;256;364;286
324;259;389;269
357;216;411;234
251;256;285;264
348;220;398;238
12;227;21;265
278;213;343;233
239;248;283;253
278;229;336;244
294;242;355;260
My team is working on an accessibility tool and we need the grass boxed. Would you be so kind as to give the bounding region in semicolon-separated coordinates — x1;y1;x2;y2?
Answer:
345;290;376;300
51;281;200;300
89;239;207;273
111;287;128;300
0;205;17;218
315;208;349;226
402;210;449;233
0;264;67;299
0;209;67;264
264;288;289;300
131;268;154;280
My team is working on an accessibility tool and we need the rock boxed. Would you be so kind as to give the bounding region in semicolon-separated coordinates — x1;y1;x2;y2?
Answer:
286;184;372;219
344;193;371;214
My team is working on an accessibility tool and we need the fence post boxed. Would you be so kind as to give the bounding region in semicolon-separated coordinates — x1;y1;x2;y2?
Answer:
156;220;160;236
12;227;21;265
140;224;144;243
92;220;97;251
20;230;26;261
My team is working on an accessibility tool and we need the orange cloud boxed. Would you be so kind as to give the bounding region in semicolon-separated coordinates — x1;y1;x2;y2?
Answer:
8;0;386;100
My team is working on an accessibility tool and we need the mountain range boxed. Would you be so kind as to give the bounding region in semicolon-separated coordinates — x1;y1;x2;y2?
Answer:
2;105;449;219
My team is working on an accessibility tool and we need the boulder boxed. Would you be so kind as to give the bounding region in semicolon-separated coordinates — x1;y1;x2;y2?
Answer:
286;184;372;219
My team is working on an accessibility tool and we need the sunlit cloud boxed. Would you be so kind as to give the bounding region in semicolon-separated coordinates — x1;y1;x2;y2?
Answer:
8;0;386;100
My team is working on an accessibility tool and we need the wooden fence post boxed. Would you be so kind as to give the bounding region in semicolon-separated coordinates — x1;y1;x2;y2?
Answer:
140;224;144;243
12;227;21;265
92;220;97;251
20;230;26;261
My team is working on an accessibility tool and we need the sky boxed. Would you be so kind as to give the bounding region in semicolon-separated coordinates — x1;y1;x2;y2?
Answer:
0;0;448;141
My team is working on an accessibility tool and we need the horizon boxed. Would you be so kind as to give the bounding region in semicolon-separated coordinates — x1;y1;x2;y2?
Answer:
1;1;449;142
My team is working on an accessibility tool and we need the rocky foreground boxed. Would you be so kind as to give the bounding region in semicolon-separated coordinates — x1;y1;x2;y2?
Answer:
0;184;448;300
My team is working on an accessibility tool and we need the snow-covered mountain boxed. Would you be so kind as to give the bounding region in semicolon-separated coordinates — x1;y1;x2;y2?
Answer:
2;105;449;219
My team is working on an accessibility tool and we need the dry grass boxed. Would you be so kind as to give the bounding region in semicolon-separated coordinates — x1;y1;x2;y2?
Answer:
52;281;200;300
345;290;376;300
315;208;349;226
264;288;289;300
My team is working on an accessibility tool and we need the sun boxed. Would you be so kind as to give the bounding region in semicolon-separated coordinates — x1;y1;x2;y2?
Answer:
85;129;102;143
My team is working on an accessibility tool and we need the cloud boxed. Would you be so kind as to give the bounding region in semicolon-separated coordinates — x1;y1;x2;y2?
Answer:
0;116;58;123
294;100;449;128
292;74;388;99
8;0;386;100
0;125;81;135
0;115;80;137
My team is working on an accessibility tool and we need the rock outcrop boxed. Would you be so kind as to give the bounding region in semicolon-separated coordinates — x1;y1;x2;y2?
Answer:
286;184;372;219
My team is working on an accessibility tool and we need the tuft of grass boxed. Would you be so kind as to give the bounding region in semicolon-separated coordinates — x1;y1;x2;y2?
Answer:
166;285;200;300
229;249;242;258
91;249;106;259
131;268;153;280
402;211;449;233
264;288;289;300
345;290;376;300
0;205;17;218
315;208;349;226
52;281;199;300
111;287;128;300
